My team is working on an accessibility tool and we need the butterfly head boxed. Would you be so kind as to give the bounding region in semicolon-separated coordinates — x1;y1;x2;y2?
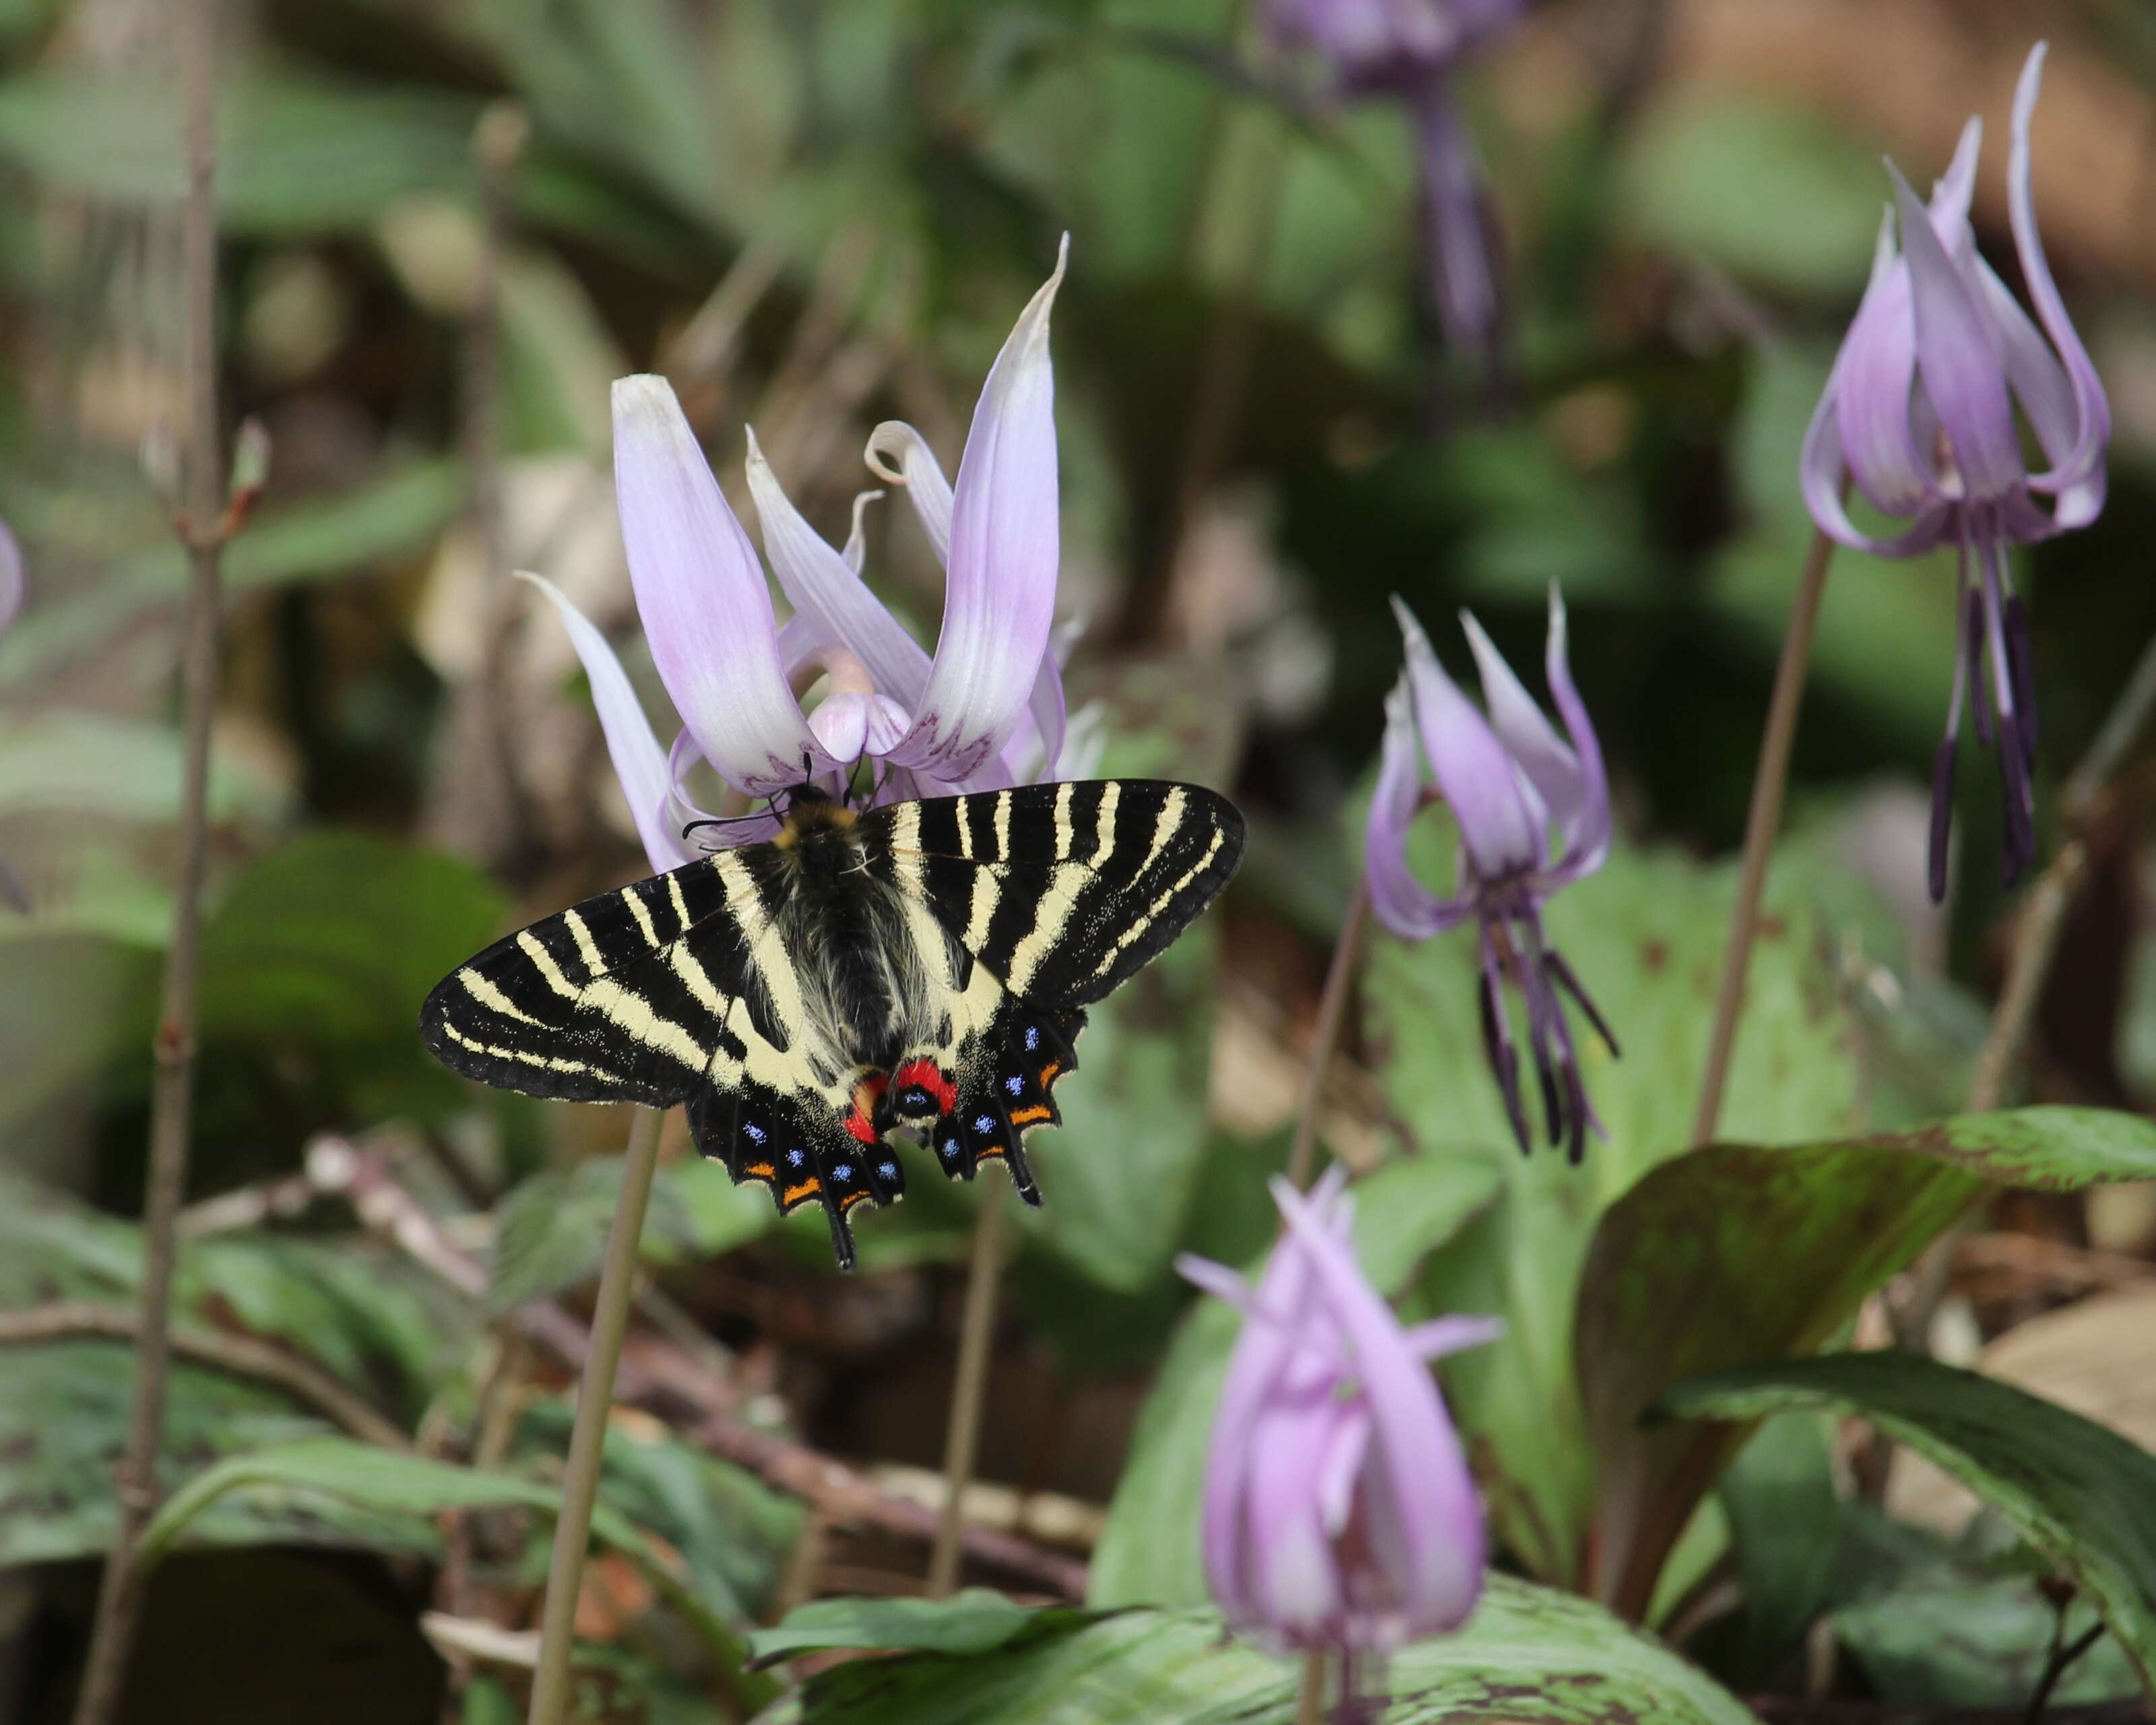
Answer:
771;782;860;855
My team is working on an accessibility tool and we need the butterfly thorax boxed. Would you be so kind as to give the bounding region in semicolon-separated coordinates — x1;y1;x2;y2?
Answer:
767;788;921;1069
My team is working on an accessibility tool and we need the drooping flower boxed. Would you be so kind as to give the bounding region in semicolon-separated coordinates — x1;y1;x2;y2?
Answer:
1364;588;1615;1161
1802;42;2108;903
1179;1170;1498;1692
1265;0;1523;376
524;240;1081;876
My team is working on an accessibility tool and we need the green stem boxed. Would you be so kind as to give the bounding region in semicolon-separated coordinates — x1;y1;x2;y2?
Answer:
525;1104;667;1725
928;1183;1008;1595
1286;881;1369;1191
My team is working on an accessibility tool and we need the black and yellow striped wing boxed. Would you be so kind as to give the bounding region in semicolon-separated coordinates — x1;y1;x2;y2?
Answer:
867;779;1244;1006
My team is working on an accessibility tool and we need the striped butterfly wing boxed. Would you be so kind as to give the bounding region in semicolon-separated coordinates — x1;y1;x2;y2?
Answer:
857;780;1243;1201
418;847;895;1259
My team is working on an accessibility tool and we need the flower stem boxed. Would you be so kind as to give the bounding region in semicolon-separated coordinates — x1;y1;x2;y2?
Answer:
1286;881;1370;1191
67;8;224;1721
928;1183;1008;1596
1691;526;1836;1148
525;1103;666;1725
1296;1651;1329;1725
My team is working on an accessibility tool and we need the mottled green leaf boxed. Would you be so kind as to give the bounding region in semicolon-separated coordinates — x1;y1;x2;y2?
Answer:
759;1581;1761;1724
749;1590;1038;1668
1370;833;1861;1584
1089;1154;1499;1608
1579;1108;2156;1614
1657;1352;2156;1697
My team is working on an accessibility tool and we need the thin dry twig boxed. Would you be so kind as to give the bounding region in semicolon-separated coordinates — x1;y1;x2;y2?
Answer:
308;1137;1089;1596
0;1304;410;1453
69;8;231;1720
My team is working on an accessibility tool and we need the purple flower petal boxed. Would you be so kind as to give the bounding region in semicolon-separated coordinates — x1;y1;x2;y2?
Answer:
1533;586;1612;885
1364;677;1478;939
1831;226;1948;522
518;571;691;873
883;240;1067;782
611;375;834;798
1459;607;1582;857
2004;42;2110;523
842;488;884;575
1889;161;2024;503
1393;597;1543;879
1412;82;1502;363
1271;1175;1486;1641
808;689;912;765
746;426;932;710
1931;116;1983;230
864;421;954;563
1400;1315;1505;1360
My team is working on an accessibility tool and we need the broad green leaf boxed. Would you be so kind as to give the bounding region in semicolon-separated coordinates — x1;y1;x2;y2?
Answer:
1837;1570;2133;1707
488;1154;769;1311
0;68;477;230
1577;1108;2156;1614
760;1580;1761;1724
513;1400;803;1627
1089;1154;1500;1608
1370;834;1862;1584
137;1437;779;1712
1616;97;1883;295
1718;1414;1841;1683
0;459;462;687
0;1174;462;1415
0;711;286;826
749;1590;1038;1667
0;932;159;1129
0;1345;369;1566
1657;1353;2156;1697
196;830;509;1117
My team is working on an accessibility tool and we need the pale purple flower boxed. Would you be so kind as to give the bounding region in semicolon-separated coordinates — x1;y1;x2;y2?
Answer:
525;240;1081;875
1802;42;2107;903
1267;0;1523;373
1178;1170;1498;1689
1364;588;1614;1161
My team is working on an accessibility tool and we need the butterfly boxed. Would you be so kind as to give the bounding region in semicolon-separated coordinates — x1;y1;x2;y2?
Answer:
420;778;1244;1269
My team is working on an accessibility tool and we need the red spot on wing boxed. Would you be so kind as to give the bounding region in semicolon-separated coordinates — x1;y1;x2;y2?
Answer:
894;1059;957;1115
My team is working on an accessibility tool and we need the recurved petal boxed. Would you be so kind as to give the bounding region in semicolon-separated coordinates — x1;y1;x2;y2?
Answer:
1401;1314;1506;1360
2005;42;2110;520
1533;587;1612;885
1271;1175;1486;1639
1393;596;1543;879
611;375;833;798
519;571;691;873
883;240;1067;781
1890;162;2025;501
747;427;932;710
1930;115;1983;232
864;421;955;564
1460;607;1583;856
1364;678;1478;940
842;488;885;575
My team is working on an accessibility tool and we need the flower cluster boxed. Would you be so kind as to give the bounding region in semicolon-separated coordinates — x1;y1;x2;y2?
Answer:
1802;42;2107;900
1266;0;1523;376
1363;588;1616;1160
1182;1171;1497;1686
531;241;1082;875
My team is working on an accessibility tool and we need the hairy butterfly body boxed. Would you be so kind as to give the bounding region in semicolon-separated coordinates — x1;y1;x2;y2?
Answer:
420;779;1244;1268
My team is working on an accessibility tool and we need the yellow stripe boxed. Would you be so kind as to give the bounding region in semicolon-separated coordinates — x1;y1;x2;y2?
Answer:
623;887;659;948
1093;782;1121;865
1089;825;1225;982
459;966;542;1026
1052;781;1075;862
516;931;584;1002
